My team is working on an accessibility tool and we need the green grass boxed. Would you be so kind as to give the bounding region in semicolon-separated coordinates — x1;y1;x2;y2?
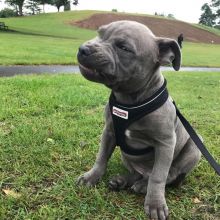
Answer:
194;24;220;37
1;10;96;39
0;72;219;219
0;10;97;65
0;32;82;65
0;10;220;66
182;42;220;67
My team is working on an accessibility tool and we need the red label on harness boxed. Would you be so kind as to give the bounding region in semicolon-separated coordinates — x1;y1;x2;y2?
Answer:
112;106;128;119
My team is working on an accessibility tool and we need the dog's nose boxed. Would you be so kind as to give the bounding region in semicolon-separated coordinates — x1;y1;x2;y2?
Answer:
78;45;92;56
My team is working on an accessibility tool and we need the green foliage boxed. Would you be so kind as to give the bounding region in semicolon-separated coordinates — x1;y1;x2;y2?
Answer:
0;8;17;17
212;1;220;24
25;0;41;15
0;73;219;219
199;3;216;27
207;0;220;25
5;0;25;15
212;0;220;7
35;0;52;13
154;12;176;19
73;0;78;6
167;13;175;19
64;1;70;11
51;0;69;12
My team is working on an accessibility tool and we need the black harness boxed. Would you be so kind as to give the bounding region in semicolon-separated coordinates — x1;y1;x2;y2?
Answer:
109;80;168;155
109;79;220;175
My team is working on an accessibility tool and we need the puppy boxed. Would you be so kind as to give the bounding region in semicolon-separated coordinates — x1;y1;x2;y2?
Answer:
77;20;201;220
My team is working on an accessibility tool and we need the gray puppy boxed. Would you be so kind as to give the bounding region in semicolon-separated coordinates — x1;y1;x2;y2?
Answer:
77;20;201;220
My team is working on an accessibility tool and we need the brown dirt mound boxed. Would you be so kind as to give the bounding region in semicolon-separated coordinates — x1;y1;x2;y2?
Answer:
73;13;220;44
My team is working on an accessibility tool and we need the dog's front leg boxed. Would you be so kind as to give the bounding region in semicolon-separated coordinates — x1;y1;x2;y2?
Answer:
144;137;175;220
77;105;116;187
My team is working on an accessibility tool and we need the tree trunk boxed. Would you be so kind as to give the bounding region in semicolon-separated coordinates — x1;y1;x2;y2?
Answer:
18;4;23;16
15;6;19;16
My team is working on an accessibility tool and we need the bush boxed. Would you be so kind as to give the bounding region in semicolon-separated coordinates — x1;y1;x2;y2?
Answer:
0;8;17;18
112;9;118;12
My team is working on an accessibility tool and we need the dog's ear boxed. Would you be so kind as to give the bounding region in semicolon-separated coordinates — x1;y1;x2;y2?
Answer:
156;37;181;71
97;24;109;37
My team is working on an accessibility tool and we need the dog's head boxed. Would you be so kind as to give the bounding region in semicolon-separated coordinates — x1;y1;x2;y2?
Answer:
77;20;181;93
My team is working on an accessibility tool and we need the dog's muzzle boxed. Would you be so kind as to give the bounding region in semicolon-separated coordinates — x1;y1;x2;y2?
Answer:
77;45;92;58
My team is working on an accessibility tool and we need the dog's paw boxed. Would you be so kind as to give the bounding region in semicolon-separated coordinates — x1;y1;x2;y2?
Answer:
76;169;103;187
131;178;148;194
144;197;169;220
109;175;129;191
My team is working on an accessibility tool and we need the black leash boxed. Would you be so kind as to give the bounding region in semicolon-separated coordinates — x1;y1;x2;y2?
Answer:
173;102;220;176
109;78;220;175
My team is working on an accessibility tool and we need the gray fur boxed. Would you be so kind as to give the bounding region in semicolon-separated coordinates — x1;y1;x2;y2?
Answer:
77;20;201;220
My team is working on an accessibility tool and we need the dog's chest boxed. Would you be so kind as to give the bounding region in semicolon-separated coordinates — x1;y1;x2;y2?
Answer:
124;119;159;150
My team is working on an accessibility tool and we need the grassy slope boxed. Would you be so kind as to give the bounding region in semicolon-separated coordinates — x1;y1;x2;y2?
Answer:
194;24;220;37
0;10;220;66
0;72;219;219
1;10;96;39
0;11;97;65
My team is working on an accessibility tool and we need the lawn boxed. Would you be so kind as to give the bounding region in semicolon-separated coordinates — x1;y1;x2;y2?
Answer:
0;72;219;219
1;10;96;39
0;11;97;65
182;42;220;67
0;32;83;65
0;10;220;66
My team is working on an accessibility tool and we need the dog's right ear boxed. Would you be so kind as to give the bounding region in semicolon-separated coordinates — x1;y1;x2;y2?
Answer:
156;37;181;71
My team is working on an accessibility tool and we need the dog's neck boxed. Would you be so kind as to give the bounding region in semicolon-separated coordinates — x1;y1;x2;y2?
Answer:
113;69;164;105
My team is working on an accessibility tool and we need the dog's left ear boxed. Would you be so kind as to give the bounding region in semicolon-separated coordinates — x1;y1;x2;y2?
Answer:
156;37;181;71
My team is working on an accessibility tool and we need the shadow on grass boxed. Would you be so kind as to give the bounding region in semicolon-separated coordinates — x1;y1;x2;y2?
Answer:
2;28;77;40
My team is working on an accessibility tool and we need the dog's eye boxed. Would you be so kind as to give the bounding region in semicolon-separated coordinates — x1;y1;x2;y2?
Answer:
116;43;133;53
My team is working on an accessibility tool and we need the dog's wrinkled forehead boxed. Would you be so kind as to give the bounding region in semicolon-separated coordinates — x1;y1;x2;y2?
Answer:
98;20;156;52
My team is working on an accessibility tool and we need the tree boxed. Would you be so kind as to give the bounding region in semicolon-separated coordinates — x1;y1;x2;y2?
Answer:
64;0;70;11
167;14;175;19
199;3;216;27
0;8;17;17
212;0;220;24
5;0;25;16
72;0;78;10
51;0;69;12
25;0;41;15
212;0;220;7
73;0;78;6
36;0;52;13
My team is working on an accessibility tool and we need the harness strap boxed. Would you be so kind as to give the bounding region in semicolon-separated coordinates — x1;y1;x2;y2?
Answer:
109;79;220;175
173;102;220;176
109;80;168;155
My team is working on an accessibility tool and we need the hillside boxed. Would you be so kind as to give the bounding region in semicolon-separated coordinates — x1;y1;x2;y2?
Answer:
0;10;220;66
73;13;220;44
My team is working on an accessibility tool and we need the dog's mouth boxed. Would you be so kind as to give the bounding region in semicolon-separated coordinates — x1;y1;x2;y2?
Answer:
79;63;104;83
79;62;116;87
79;63;97;75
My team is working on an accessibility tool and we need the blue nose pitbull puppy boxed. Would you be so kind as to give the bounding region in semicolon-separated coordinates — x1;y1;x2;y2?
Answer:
77;20;201;220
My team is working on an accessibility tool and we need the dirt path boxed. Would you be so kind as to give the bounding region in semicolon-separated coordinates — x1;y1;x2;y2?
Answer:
0;65;220;77
73;13;220;44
